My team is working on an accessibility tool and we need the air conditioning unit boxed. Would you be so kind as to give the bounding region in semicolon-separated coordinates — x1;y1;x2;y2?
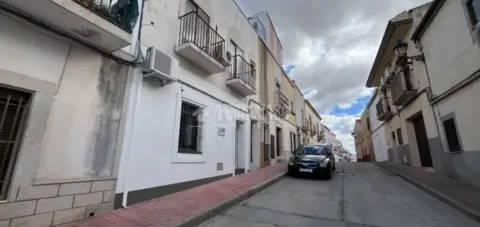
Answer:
220;51;232;67
143;47;176;86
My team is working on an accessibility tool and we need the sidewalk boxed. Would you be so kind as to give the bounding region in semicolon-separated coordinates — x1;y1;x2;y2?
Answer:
375;162;480;222
62;164;286;227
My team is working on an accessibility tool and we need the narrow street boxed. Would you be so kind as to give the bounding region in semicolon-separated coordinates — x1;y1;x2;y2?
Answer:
200;162;479;227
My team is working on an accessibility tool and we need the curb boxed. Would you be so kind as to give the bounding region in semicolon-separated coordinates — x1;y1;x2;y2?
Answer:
373;163;480;223
176;171;286;227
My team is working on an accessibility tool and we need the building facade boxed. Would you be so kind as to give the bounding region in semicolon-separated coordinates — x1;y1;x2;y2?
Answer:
115;0;262;208
303;100;323;144
353;111;375;162
367;90;390;162
0;0;141;225
412;0;480;188
365;3;439;167
0;0;322;225
360;0;480;189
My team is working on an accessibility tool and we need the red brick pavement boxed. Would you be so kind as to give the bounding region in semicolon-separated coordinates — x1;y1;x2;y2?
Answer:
63;164;286;227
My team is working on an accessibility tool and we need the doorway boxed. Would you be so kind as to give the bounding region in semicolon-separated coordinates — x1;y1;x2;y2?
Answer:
412;115;433;167
270;135;275;159
263;124;270;166
235;121;245;175
276;127;282;157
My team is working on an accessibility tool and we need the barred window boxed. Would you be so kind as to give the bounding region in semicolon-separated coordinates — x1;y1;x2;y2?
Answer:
397;128;404;145
0;87;31;200
178;101;203;154
443;118;461;152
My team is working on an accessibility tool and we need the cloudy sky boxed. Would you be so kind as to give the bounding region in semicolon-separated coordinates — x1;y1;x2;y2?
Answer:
235;0;431;154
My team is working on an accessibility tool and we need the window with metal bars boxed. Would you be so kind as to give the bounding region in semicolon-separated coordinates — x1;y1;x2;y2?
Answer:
397;128;404;145
178;101;203;154
0;87;31;200
443;117;462;152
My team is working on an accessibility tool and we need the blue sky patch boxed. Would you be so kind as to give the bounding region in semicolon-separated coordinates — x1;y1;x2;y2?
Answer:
329;96;371;116
284;64;296;75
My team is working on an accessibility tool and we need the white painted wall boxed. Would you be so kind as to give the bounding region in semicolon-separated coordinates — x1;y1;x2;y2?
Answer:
372;127;388;162
116;0;259;195
0;11;127;183
0;11;70;84
421;0;480;152
421;0;480;97
368;92;389;162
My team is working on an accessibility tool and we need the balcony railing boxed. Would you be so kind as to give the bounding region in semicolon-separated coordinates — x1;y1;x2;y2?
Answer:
391;69;417;106
376;97;393;121
275;90;289;118
178;11;225;64
73;0;139;33
228;55;256;90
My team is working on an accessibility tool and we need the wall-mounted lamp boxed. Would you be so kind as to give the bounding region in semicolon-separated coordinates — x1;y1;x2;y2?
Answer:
393;40;425;62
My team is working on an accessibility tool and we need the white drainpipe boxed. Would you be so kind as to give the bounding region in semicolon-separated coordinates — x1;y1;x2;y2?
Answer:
120;71;143;208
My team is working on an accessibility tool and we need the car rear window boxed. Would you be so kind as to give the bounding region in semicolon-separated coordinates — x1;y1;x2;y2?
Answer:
300;145;328;155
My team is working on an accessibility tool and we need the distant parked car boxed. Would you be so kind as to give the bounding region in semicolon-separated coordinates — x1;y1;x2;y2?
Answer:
288;144;336;179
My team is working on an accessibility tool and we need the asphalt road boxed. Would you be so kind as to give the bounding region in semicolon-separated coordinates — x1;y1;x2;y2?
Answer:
200;162;480;227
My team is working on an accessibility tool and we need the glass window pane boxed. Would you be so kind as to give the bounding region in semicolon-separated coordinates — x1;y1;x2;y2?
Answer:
179;102;201;154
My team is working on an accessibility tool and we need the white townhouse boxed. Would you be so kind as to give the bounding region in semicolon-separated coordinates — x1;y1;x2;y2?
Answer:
412;0;480;188
116;0;260;207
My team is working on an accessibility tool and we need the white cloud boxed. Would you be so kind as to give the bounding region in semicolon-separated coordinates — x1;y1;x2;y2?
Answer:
321;114;357;154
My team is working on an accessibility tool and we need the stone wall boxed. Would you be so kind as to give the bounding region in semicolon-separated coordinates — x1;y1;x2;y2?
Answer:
0;179;116;226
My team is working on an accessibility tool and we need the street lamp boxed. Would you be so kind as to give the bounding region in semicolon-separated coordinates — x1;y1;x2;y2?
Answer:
393;40;425;63
393;40;408;58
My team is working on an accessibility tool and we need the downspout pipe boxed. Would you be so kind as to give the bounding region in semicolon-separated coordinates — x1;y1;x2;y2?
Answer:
120;70;143;208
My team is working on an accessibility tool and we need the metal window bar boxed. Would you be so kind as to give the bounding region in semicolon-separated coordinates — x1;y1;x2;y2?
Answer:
0;88;30;200
73;0;139;33
178;102;201;154
178;11;225;63
228;55;256;90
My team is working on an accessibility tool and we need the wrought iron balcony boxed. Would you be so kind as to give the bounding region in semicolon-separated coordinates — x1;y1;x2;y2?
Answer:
274;91;289;118
176;12;226;74
0;0;137;51
226;55;256;96
376;97;393;121
391;69;417;106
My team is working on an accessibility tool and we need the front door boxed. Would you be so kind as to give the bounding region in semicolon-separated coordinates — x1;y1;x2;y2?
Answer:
235;122;239;169
263;124;270;166
276;128;282;157
270;135;275;159
412;115;433;167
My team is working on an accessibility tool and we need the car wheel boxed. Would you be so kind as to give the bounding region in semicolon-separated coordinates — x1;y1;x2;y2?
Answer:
288;170;296;177
325;169;332;180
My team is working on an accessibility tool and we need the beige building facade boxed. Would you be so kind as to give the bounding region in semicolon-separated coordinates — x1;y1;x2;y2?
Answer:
353;111;375;162
362;0;480;189
365;3;439;167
